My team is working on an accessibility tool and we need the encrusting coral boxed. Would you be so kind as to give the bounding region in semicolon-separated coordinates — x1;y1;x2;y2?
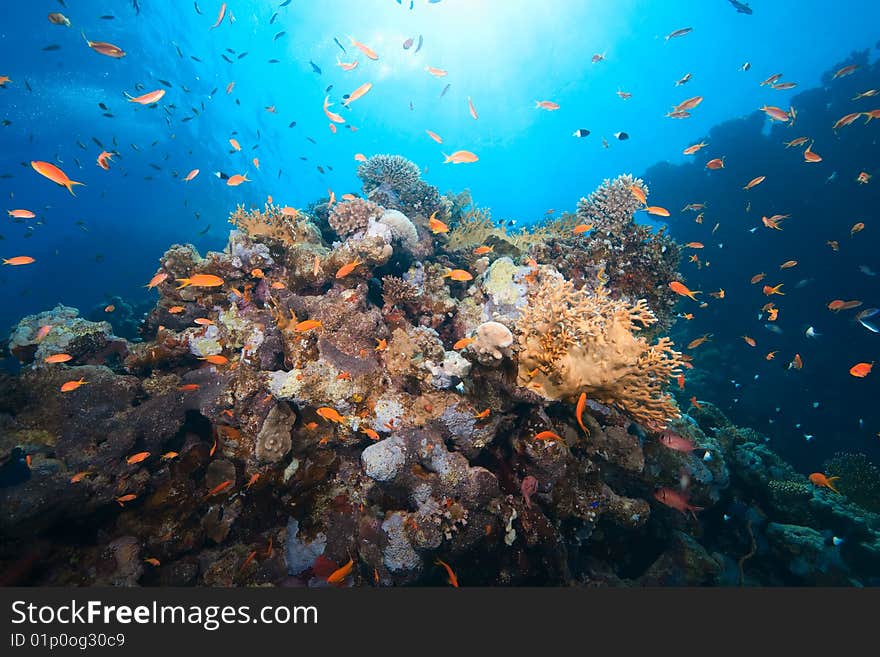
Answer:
515;273;683;428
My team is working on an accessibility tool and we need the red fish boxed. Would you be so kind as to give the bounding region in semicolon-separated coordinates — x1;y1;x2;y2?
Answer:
658;431;696;453
653;488;704;519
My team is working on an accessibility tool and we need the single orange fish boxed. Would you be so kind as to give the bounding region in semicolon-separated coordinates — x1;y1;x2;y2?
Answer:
742;335;756;347
184;168;200;182
178;384;200;391
176;273;224;289
443;150;479;164
629;184;647;204
705;158;725;170
349;36;378;60
808;472;840;494
168;306;185;314
126;89;165;105
682;142;708;155
354;153;367;162
573;224;593;235
575;392;588;434
317;407;346;424
766;351;778;361
760;105;790;122
435;559;459;587
3;256;36;266
96;151;115;170
675;96;703;112
227;173;250;186
60;378;87;393
790;353;803;370
144;558;161;567
335;259;362;279
473;245;494;255
687;333;712;349
210;2;227;29
194;318;214;326
82;32;126;58
443;269;473;282
70;471;92;483
360;427;380;441
429;212;449;234
375;338;387;351
116;494;137;506
199;354;229;365
849;362;873;378
474;408;491;420
645;206;670;217
342;82;373;107
779;260;797;269
453;337;474;350
851;222;865;236
669;281;701;300
229;137;241;151
7;209;36;219
803;143;822;163
425;66;448;77
206;479;233;497
327;558;354;585
31;160;84;195
743;176;765;190
685;242;704;249
294;319;322;332
44;353;73;364
763;283;785;296
750;272;766;284
146;272;168;289
534;430;563;442
535;100;560;111
126;451;150;465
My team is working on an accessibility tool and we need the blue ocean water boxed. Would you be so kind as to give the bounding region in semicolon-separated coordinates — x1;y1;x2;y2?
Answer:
0;0;878;469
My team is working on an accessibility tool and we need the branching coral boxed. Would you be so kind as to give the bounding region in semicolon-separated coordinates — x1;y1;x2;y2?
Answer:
228;203;313;247
328;198;384;238
445;205;549;254
515;274;683;428
381;275;420;308
576;174;647;234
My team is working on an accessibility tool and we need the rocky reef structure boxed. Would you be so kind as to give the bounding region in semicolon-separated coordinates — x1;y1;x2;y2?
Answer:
1;158;870;587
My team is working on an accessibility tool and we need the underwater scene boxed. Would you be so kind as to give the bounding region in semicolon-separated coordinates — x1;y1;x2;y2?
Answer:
0;0;878;587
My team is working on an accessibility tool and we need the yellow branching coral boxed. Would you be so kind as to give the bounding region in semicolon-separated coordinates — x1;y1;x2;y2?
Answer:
228;203;314;247
446;206;550;252
515;274;683;429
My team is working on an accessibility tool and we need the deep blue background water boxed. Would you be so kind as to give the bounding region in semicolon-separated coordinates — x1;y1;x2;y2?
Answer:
1;0;878;469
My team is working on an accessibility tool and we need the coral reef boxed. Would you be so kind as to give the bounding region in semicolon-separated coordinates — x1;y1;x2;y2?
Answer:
4;155;867;588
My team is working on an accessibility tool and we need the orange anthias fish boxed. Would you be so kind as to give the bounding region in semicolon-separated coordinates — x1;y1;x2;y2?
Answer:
3;256;36;266
762;214;788;230
784;137;810;148
349;36;378;60
206;480;234;497
453;337;474;350
833;112;862;130
573;224;593;235
644;206;670;217
685;242;704;249
116;494;137;506
789;353;803;370
742;335;756;347
675;96;703;112
575;392;588;434
851;222;865;236
429;212;449;234
803;143;822;163
425;66;448;77
323;95;345;123
808;472;840;494
426;130;443;144
199;355;229;365
743;176;765;190
7;209;36;219
751;273;767;284
443;269;473;282
779;260;797;269
82;32;126;58
760;105;790;122
535;100;560;111
183;169;199;182
125;89;165;105
31;161;84;195
705;158;725;170
687;333;712;349
227;173;250;186
534;430;563;443
857;172;871;184
60;378;87;392
317;407;346;424
832;64;859;79
763;283;785;296
294;319;323;332
435;559;459;587
669;281;701;301
766;351;778;361
336;259;362;279
327;558;354;585
210;2;227;29
337;57;359;71
849;362;873;378
96;151;115;170
443;151;478;164
126;452;150;465
360;427;380;441
473;245;494;255
44;353;73;364
176;274;224;288
229;138;241;151
682;142;708;155
629;184;647;204
342;82;372;107
474;408;491;420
